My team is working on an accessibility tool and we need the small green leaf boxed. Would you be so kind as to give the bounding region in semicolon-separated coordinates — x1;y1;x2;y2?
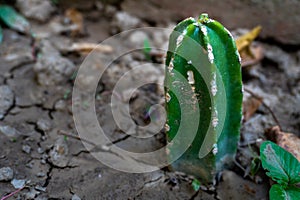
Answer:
143;38;151;60
260;141;300;186
192;178;201;191
270;184;300;200
270;184;286;200
250;157;261;177
63;89;71;99
0;5;30;33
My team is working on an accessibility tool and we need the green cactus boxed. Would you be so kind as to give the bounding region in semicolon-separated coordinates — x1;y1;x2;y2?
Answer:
165;13;243;183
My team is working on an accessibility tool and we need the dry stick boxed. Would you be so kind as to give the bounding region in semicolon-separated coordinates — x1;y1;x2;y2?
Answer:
57;130;96;147
1;187;25;200
244;87;282;130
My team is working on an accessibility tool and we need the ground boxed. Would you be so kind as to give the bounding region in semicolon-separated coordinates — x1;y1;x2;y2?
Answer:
0;1;300;199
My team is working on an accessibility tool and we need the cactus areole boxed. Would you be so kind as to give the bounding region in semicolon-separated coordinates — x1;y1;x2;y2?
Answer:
165;13;243;183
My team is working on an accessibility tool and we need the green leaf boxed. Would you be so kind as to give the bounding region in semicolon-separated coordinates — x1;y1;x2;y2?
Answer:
143;39;151;60
192;178;201;191
260;141;300;186
270;184;300;200
285;186;300;199
250;157;261;177
270;184;286;200
0;5;30;33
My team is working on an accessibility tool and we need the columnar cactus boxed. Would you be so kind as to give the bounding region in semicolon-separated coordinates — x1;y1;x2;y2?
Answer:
165;14;243;183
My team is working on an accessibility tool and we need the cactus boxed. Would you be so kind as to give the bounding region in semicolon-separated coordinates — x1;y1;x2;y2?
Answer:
165;13;243;183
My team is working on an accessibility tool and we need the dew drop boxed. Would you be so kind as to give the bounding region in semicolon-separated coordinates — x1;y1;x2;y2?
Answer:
187;60;192;64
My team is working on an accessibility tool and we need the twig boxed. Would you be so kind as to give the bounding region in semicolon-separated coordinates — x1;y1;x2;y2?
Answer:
244;87;282;130
233;158;246;172
1;187;25;200
57;130;96;147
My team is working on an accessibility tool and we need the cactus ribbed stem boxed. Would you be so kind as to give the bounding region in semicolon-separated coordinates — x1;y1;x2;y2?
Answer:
165;14;243;183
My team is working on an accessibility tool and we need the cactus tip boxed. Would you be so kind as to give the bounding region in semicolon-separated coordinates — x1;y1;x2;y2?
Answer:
198;13;210;23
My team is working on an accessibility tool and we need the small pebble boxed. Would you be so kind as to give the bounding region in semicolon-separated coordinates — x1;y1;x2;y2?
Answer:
22;145;31;154
0;125;20;138
37;119;51;132
11;179;26;189
26;162;33;169
37;147;44;154
54;100;67;111
72;194;81;200
0;85;15;120
36;172;46;177
25;188;40;199
35;185;47;192
0;167;14;181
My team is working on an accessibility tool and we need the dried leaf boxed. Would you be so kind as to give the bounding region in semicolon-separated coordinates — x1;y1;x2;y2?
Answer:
243;96;262;122
265;126;300;162
235;26;263;67
0;5;30;34
236;26;262;51
64;8;84;37
240;44;264;67
68;42;113;55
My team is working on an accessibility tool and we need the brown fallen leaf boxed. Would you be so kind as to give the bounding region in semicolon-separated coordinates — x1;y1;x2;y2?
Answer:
243;95;262;122
240;43;264;67
64;8;84;37
236;26;262;52
265;126;300;162
235;26;264;67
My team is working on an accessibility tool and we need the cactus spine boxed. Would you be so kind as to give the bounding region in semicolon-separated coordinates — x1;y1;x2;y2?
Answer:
165;14;243;183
